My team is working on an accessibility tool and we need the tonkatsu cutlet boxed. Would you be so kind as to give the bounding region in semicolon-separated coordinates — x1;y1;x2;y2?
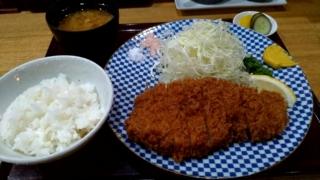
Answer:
126;83;173;153
219;81;247;143
183;78;210;158
204;78;248;143
141;88;162;151
202;78;233;150
151;83;174;156
166;81;191;162
124;77;289;163
240;86;271;141
125;89;155;143
260;89;289;137
239;87;288;141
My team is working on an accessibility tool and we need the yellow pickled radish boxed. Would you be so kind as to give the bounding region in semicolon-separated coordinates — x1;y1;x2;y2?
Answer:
239;15;253;28
263;44;298;69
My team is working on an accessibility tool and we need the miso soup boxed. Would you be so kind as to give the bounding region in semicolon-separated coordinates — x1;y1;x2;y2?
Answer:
58;9;113;31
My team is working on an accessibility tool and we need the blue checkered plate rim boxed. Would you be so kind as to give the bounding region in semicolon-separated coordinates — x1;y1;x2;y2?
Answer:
105;19;313;179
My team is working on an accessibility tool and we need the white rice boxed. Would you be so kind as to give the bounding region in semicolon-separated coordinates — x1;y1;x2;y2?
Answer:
0;74;102;157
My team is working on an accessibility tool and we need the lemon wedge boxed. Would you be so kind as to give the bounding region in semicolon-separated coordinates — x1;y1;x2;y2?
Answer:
263;44;298;69
250;75;297;108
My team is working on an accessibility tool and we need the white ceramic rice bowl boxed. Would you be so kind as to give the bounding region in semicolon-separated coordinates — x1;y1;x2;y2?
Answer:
0;55;114;164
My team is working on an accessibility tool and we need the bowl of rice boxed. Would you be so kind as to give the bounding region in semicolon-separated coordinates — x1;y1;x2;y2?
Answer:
0;55;113;164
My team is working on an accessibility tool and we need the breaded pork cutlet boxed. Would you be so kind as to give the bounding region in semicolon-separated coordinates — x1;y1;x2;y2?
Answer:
260;89;289;137
151;83;174;156
202;78;232;150
141;86;165;151
231;107;248;143
218;79;247;143
125;89;155;144
125;77;290;163
167;81;191;162
240;86;269;141
240;86;288;142
183;78;210;158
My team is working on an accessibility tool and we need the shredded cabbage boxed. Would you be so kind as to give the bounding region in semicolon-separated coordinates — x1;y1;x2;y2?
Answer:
157;20;249;84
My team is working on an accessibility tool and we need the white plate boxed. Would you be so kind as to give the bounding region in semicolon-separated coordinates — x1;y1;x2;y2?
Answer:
106;19;313;179
175;0;287;10
233;11;278;36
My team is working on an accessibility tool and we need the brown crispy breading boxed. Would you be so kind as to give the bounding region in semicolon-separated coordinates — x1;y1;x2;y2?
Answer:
260;90;289;136
203;78;232;149
219;79;247;143
141;84;164;151
240;87;276;141
183;78;210;158
125;89;155;143
231;109;248;143
152;83;174;156
167;81;191;162
125;77;290;163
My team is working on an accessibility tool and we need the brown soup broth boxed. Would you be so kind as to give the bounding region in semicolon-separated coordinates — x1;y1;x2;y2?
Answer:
58;9;113;31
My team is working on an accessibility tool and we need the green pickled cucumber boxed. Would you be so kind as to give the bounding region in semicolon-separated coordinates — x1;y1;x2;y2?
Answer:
252;14;272;35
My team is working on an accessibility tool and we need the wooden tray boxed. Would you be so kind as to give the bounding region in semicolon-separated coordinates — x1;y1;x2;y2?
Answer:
1;20;319;180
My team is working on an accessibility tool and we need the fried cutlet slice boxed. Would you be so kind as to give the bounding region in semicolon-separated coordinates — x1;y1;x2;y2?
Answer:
231;108;248;143
151;83;174;156
139;84;170;151
125;89;155;143
218;79;247;143
205;101;231;150
186;115;210;158
183;78;210;158
154;110;174;156
260;90;289;136
218;79;241;118
167;80;191;162
202;78;232;150
240;87;274;142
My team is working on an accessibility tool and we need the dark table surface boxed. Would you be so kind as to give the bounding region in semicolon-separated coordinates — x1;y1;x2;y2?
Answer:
0;21;319;180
